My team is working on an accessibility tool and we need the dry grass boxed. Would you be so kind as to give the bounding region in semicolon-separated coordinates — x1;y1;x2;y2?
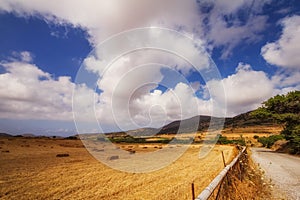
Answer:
208;149;272;200
222;125;282;136
0;137;236;200
156;125;282;143
221;126;283;147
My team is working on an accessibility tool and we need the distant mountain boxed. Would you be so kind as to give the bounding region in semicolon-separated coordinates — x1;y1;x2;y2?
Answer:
21;133;36;137
1;111;276;138
0;132;12;137
158;111;274;134
158;115;228;134
126;128;159;136
105;111;276;137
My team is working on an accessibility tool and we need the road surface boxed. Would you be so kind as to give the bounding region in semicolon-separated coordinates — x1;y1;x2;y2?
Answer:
251;148;300;200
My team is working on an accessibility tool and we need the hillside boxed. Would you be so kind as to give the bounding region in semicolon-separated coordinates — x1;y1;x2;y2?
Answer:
0;133;12;137
105;111;276;137
0;109;277;139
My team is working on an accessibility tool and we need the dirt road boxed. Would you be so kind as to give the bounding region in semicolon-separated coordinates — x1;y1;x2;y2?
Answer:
251;148;300;200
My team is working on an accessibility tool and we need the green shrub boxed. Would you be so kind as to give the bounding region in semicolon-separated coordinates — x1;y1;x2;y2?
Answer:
217;135;233;144
252;91;300;154
257;134;284;148
216;134;246;146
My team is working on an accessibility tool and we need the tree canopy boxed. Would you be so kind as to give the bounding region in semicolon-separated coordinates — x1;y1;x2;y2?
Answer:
252;91;300;154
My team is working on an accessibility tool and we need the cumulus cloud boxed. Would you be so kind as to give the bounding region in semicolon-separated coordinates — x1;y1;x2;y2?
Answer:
1;51;298;132
86;53;215;131
207;63;274;116
261;15;300;69
0;51;215;132
0;0;271;53
0;3;223;132
1;1;295;134
75;29;219;131
206;62;300;116
0;0;201;45
94;82;192;130
92;80;213;131
0;61;72;120
0;0;218;131
0;52;98;122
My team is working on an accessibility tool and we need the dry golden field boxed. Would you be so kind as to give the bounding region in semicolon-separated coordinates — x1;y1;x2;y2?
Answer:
221;125;282;136
222;125;283;146
0;137;236;200
158;125;282;138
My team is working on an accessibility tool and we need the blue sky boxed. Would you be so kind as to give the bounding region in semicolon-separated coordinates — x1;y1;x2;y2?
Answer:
0;0;300;136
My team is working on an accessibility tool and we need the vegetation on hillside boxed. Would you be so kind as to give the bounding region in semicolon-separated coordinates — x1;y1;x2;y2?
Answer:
256;135;284;148
216;134;246;146
252;91;300;154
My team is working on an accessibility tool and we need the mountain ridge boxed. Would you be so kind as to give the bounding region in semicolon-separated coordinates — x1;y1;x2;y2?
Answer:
107;111;275;137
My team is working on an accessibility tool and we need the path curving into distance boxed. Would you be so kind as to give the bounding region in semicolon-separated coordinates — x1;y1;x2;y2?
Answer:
251;148;300;200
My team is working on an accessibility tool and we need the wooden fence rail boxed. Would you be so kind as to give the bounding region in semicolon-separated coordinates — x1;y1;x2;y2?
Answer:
195;147;246;200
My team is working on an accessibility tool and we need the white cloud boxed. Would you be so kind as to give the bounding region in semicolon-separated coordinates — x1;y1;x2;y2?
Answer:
77;29;216;131
260;15;300;97
212;16;267;58
0;52;215;132
0;0;271;55
0;57;107;134
207;63;274;116
0;54;94;121
2;1;298;134
271;71;300;88
9;51;34;63
1;52;298;132
206;62;300;116
0;0;215;129
0;0;201;45
19;51;33;62
200;0;270;58
88;54;215;130
261;15;300;69
93;80;213;131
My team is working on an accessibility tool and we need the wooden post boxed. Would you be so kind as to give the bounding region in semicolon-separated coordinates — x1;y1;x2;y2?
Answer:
195;148;246;200
215;183;222;200
191;182;195;200
221;151;230;186
237;161;242;181
221;151;226;167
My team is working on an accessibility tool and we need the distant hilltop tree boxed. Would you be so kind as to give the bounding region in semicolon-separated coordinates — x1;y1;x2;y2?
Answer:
252;90;300;154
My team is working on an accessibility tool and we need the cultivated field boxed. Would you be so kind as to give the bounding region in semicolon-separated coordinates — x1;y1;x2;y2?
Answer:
0;137;236;200
221;125;283;146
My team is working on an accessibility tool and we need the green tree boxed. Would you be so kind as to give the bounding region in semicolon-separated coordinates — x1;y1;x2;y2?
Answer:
257;135;284;148
252;91;300;154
